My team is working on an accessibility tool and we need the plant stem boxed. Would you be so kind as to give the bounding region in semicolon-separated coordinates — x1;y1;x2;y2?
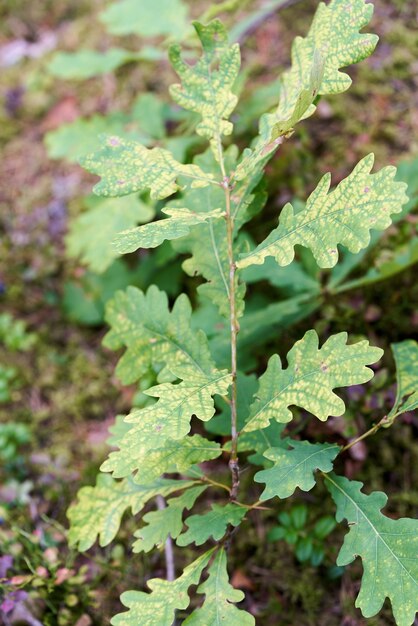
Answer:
341;411;401;453
222;169;240;502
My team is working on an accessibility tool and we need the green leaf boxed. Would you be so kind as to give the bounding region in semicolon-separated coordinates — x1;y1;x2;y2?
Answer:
48;48;138;80
62;260;139;326
390;340;418;417
238;155;409;270
111;370;231;451
170;147;246;318
67;194;155;273
169;20;240;155
80;136;215;199
106;414;132;447
67;474;195;551
242;330;383;433
102;433;222;484
101;0;189;38
184;548;255;625
45;113;148;163
295;537;313;563
103;286;218;384
177;503;246;546
325;473;418;626
132;486;206;553
314;516;336;539
234;0;378;180
290;504;308;530
255;440;340;500
114;207;224;254
234;51;324;180
111;550;213;626
333;236;418;294
237;422;286;466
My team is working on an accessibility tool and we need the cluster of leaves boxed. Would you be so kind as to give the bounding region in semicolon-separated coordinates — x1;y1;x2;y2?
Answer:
45;0;418;331
66;1;418;625
267;503;337;568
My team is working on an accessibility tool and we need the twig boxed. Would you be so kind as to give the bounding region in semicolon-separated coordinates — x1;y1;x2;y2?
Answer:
156;495;175;581
341;411;401;453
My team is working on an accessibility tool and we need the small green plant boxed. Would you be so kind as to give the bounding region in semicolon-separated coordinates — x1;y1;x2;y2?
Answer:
0;422;30;463
0;314;36;403
267;503;337;567
0;365;18;404
68;2;418;624
0;313;36;352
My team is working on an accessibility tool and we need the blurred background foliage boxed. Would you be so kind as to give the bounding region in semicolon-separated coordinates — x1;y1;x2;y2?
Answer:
0;0;417;624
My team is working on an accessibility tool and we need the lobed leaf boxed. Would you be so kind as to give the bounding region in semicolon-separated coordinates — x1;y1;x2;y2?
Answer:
103;286;217;384
102;433;222;484
184;548;255;625
80;136;215;199
389;339;418;417
132;486;206;553
101;371;231;473
238;154;408;270
177;503;246;546
242;330;382;433
111;550;214;626
169;20;240;156
114;207;223;254
234;0;378;180
67;474;195;551
255;440;340;500
325;473;418;626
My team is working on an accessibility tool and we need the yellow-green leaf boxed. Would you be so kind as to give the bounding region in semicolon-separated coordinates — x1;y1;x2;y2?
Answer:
184;548;255;625
238;155;408;270
80;135;215;199
177;503;246;546
103;286;217;384
114;207;223;254
100;371;230;478
67;474;195;551
234;0;378;180
242;330;382;433
169;20;240;156
389;339;418;417
132;486;206;553
101;434;222;484
325;473;418;626
111;550;214;626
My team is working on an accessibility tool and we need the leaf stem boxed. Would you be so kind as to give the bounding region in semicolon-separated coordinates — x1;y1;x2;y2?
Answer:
199;475;232;494
340;411;401;453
